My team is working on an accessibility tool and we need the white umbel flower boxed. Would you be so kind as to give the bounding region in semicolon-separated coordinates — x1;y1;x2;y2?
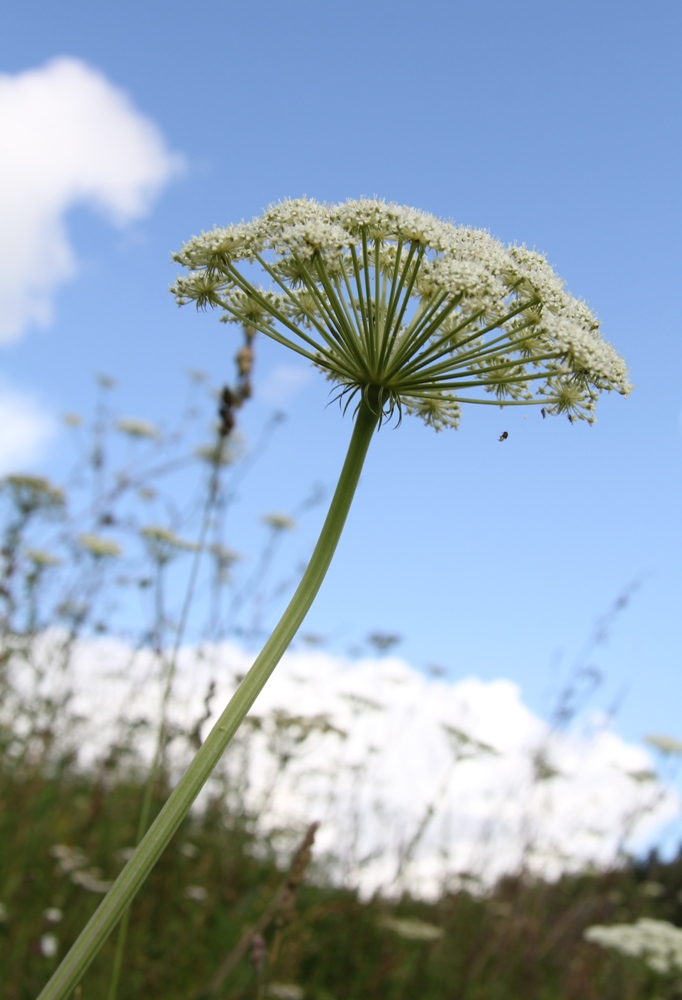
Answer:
585;918;682;977
76;534;122;559
115;418;159;440
173;198;630;429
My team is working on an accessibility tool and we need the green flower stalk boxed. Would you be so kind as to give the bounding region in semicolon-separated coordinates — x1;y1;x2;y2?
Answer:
39;199;629;999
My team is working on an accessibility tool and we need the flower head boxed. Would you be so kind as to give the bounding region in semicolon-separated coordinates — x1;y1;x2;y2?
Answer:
194;433;243;467
381;916;445;941
77;534;122;559
184;885;208;902
267;984;304;1000
140;525;197;564
209;543;242;583
1;475;65;514
585;918;682;977
115;418;159;440
262;512;297;532
173;198;630;428
645;733;682;756
26;548;63;568
40;933;59;958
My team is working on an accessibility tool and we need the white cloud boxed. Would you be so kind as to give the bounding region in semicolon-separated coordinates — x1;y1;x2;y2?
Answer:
0;384;57;472
260;364;313;404
0;57;183;342
19;636;678;899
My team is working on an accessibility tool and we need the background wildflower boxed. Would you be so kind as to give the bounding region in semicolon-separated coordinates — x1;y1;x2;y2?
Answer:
26;549;63;568
2;475;65;515
76;534;122;559
645;734;682;757
267;984;305;1000
585;918;682;977
184;885;208;902
115;417;159;440
381;916;445;942
40;934;59;959
262;513;297;532
140;525;197;564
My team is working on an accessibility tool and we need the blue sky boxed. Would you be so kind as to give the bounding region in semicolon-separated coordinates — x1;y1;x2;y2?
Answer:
1;0;681;748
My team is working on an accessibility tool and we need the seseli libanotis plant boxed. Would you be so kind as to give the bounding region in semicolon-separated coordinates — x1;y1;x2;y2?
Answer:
40;198;630;999
173;197;629;427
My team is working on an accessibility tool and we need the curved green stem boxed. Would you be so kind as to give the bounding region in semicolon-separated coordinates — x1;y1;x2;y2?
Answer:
37;399;380;1000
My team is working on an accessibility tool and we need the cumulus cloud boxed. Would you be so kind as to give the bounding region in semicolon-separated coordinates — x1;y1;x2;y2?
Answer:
0;384;57;472
0;57;183;342
21;636;678;899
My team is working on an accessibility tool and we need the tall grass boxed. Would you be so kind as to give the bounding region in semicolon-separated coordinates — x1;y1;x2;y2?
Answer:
3;752;682;999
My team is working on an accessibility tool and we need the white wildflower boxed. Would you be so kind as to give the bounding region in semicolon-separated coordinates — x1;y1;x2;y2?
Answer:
209;544;242;567
585;918;682;977
70;869;113;893
173;198;630;429
184;884;208;902
40;933;59;958
380;916;445;942
639;881;666;898
26;548;63;568
267;984;305;1000
262;512;297;532
50;844;89;874
645;734;682;756
194;431;243;466
1;475;65;512
115;417;159;440
77;534;122;559
43;908;63;923
140;525;197;563
49;845;112;893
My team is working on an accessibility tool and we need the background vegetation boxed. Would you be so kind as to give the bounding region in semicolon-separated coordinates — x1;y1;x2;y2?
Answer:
2;338;681;999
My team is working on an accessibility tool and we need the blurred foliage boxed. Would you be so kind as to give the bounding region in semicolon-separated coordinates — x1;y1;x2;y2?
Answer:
3;754;682;998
